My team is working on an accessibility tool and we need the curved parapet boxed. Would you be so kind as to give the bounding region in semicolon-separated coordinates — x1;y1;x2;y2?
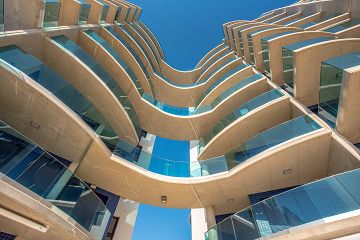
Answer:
293;39;360;106
241;24;280;63
251;27;303;72
137;21;165;60
266;31;335;86
198;95;290;160
0;59;94;162
195;43;227;68
206;167;360;240
0;121;111;240
43;37;139;145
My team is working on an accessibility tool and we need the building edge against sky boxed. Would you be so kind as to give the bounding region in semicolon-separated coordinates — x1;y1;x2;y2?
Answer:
0;0;360;240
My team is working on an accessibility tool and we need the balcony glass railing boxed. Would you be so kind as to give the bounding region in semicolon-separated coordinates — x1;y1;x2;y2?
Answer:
192;74;263;115
131;22;161;65
205;168;360;240
0;0;3;31
247;27;273;64
0;45;138;161
52;35;142;137
224;115;321;169
78;0;91;24
43;0;61;28
195;64;248;106
105;26;151;79
118;24;157;71
318;52;360;128
299;13;342;29
84;30;144;95
142;93;190;116
261;31;295;75
198;89;284;152
0;122;111;239
282;37;332;94
100;4;109;22
325;18;360;33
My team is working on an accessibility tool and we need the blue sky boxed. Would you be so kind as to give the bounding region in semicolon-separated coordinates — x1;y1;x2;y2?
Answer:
130;0;297;239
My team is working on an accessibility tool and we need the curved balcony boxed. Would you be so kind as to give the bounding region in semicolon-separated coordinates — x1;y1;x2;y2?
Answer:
116;23;238;87
0;121;110;239
0;45;347;212
137;21;165;60
205;168;360;240
198;88;285;156
0;44;139;158
84;27;243;108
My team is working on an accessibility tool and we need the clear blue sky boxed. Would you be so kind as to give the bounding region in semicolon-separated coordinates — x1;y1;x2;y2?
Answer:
130;0;296;240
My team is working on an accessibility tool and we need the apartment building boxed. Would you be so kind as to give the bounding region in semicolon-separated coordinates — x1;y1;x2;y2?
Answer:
0;0;360;239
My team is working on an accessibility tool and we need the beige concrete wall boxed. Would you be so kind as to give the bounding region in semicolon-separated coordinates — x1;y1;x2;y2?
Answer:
336;67;360;143
112;199;139;240
198;66;254;107
114;24;154;78
252;27;303;73
137;21;165;59
196;43;226;68
233;22;268;56
241;25;278;62
87;0;103;24
4;0;42;31
286;12;321;27
327;133;360;176
58;0;81;26
267;31;334;86
293;39;360;106
198;97;291;160
0;174;93;240
44;37;139;145
132;22;162;66
306;13;350;31
123;23;160;72
98;27;153;96
0;63;93;162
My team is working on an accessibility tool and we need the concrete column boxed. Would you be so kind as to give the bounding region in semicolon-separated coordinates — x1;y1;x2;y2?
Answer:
205;205;216;229
205;205;218;240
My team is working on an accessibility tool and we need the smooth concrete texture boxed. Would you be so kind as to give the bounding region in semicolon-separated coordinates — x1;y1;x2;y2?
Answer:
196;43;226;68
264;210;360;240
285;12;321;28
137;21;165;60
4;0;42;31
336;66;360;143
261;12;287;23
233;22;269;56
86;0;104;24
112;199;139;240
198;96;290;160
132;22;162;66
252;27;303;72
43;37;139;145
241;24;279;62
99;27;153;96
191;208;208;240
0;173;93;240
198;66;254;107
272;12;301;25
267;31;334;86
224;20;250;51
0;52;94;163
77;126;334;214
293;38;360;106
123;23;160;72
306;13;350;31
58;0;82;26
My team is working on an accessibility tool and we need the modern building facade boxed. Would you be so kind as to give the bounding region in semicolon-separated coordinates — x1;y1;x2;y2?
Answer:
0;0;360;239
